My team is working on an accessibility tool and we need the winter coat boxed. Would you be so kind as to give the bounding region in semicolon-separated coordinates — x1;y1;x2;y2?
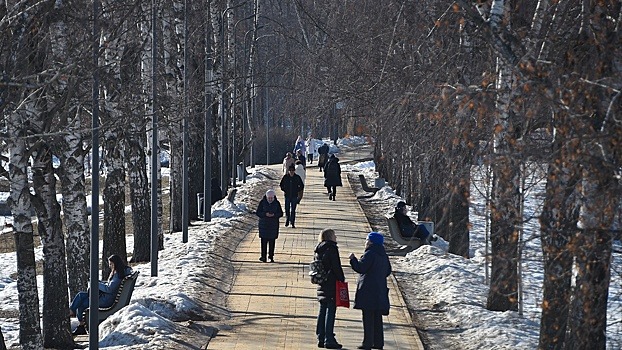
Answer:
283;156;296;174
317;144;330;167
394;209;430;240
293;138;306;155
99;266;133;307
323;156;343;187
349;243;392;312
295;164;306;183
280;173;305;199
306;139;316;156
256;195;284;240
314;241;346;303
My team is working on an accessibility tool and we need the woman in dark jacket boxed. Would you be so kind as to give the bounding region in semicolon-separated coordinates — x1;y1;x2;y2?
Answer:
256;189;283;262
323;154;342;201
69;254;133;336
349;232;392;350
314;228;346;349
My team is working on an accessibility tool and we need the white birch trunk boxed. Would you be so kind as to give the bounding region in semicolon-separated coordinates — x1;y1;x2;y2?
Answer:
9;115;43;350
164;1;184;232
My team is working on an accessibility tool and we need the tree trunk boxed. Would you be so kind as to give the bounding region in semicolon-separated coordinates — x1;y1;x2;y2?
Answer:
58;124;90;298
102;125;127;277
447;168;470;258
566;148;617;350
538;127;579;350
9;126;43;350
0;327;6;350
164;1;184;233
127;126;152;262
31;144;74;348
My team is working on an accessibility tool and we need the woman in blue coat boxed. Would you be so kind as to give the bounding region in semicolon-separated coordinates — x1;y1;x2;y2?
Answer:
69;254;133;335
349;232;392;350
256;189;284;262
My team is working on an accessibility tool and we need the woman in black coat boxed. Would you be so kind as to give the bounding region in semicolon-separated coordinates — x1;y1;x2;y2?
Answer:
314;228;346;349
349;232;392;350
323;154;342;201
255;189;283;262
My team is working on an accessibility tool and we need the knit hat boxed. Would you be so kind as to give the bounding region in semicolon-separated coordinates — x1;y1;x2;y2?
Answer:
396;201;407;210
367;232;384;245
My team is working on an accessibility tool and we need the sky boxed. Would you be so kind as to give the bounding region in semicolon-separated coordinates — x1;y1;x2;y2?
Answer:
0;136;620;349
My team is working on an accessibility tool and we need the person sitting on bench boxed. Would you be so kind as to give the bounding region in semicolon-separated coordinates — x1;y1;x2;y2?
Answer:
394;201;436;244
69;254;133;336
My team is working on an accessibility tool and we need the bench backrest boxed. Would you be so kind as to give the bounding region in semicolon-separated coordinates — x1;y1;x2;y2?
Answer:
358;174;379;193
85;271;139;327
385;215;420;247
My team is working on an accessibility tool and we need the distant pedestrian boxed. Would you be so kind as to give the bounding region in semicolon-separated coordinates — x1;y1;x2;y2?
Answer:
317;143;330;172
314;228;346;349
306;136;316;164
280;164;304;228
283;152;295;174
295;149;307;168
295;160;306;183
255;189;283;263
293;135;306;155
323;154;342;201
348;232;391;350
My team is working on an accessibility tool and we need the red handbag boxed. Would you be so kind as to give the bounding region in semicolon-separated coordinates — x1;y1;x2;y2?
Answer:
335;280;350;308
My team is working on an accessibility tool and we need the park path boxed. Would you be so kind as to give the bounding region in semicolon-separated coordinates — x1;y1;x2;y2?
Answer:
206;151;424;350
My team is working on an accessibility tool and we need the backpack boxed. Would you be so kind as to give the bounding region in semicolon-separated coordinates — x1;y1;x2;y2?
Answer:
309;258;329;285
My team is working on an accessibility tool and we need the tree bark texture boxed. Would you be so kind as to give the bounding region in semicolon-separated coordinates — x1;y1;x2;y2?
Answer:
31;145;74;348
538;128;580;350
9;128;43;350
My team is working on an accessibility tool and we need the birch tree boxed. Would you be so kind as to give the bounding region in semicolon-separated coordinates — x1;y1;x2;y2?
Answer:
31;142;73;348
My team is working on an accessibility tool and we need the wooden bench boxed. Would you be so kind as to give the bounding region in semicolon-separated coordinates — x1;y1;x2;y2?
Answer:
385;215;435;249
358;174;380;194
85;271;139;327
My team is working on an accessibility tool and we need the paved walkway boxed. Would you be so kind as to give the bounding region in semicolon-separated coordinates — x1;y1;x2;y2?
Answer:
207;154;424;350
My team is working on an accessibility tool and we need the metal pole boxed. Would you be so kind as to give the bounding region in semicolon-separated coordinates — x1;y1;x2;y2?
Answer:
150;0;159;277
182;0;189;243
265;86;269;165
90;0;101;347
219;14;227;197
203;1;212;221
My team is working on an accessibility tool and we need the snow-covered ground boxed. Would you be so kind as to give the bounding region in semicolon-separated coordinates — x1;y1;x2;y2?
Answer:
0;136;620;349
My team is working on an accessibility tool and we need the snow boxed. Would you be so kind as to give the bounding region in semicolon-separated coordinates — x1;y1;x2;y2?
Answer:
0;137;620;349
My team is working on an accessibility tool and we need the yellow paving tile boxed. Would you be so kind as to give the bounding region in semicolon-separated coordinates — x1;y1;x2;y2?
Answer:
207;159;424;350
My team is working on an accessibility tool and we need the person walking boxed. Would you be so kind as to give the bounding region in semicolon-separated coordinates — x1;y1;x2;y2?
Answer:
69;254;133;336
293;135;306;155
283;152;295;174
348;232;392;350
306;136;316;164
314;228;345;349
323;154;342;201
295;160;306;184
280;164;304;228
317;142;330;172
255;189;284;262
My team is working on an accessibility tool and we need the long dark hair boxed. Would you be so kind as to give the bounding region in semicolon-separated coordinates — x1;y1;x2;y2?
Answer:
108;254;129;280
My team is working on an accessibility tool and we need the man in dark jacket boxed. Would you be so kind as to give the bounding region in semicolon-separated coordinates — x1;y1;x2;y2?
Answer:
393;201;435;244
279;164;304;228
349;232;392;350
314;228;346;349
255;189;283;262
317;143;330;172
323;154;342;201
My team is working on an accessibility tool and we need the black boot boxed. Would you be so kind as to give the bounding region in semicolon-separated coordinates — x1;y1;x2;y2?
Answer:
72;324;87;336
